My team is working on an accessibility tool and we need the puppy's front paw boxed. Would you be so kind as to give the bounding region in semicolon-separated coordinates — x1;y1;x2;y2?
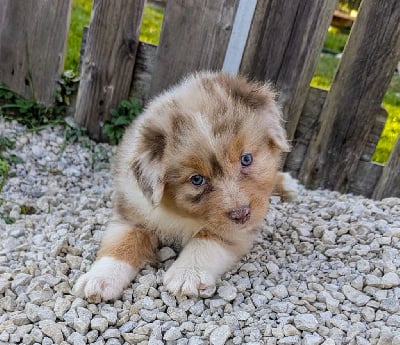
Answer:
163;265;215;297
73;257;137;301
277;172;299;202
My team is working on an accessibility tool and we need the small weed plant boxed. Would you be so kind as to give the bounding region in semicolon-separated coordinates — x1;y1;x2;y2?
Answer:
103;97;143;145
0;136;24;224
0;72;81;224
0;71;79;130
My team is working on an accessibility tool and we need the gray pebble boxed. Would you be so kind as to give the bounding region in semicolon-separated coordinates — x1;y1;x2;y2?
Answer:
278;335;301;344
217;285;237;301
67;332;87;345
103;328;121;339
342;284;371;306
168;306;188;322
209;325;231;345
293;314;319;332
158;247;176;262
303;333;323;345
163;327;182;341
39;320;64;344
100;305;118;324
91;317;109;332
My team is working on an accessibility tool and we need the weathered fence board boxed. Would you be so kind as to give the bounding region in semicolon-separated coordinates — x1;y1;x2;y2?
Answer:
240;0;337;142
149;0;239;97
74;0;145;141
130;42;158;104
284;88;328;176
299;0;400;195
285;87;389;199
373;136;400;199
0;0;71;105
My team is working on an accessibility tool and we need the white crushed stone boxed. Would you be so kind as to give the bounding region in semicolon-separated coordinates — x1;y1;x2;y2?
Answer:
1;121;400;345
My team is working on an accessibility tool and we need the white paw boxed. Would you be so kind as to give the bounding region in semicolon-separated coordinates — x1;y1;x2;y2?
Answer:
163;265;215;297
280;172;299;202
73;257;137;301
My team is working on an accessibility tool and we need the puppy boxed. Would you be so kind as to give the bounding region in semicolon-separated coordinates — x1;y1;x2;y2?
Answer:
74;71;297;300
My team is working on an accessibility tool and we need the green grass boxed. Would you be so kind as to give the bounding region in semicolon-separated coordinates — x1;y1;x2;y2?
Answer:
65;0;163;71
65;0;92;72
140;5;164;45
311;27;400;164
323;27;349;53
374;77;400;163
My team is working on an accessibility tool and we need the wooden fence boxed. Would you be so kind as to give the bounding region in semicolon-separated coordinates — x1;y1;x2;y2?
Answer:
0;0;399;200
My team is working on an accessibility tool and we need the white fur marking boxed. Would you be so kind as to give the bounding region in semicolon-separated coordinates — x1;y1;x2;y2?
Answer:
163;239;237;296
73;257;138;301
280;172;299;201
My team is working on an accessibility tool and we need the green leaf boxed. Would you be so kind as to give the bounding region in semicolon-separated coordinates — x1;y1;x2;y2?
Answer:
9;154;24;164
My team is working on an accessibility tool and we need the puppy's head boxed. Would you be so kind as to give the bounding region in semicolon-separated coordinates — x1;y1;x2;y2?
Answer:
130;72;289;231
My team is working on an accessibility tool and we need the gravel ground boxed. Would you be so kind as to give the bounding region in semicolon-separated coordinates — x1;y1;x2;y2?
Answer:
1;120;400;345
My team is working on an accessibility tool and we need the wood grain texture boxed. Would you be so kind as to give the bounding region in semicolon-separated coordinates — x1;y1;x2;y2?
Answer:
0;0;71;105
74;0;145;141
284;87;327;177
240;0;336;141
130;42;157;104
285;88;389;199
299;0;400;193
149;0;239;97
347;161;383;198
373;136;400;199
360;107;387;162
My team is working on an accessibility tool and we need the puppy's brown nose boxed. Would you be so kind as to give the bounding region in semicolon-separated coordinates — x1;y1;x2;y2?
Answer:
228;206;251;224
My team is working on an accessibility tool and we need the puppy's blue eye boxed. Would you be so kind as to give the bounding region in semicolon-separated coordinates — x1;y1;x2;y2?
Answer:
240;153;253;167
190;174;205;186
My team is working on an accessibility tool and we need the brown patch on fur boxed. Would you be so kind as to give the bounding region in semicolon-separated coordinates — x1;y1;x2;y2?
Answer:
171;112;193;142
226;134;245;164
194;229;235;246
187;183;215;204
131;160;154;197
140;124;166;162
212;118;241;137
214;73;274;109
184;155;212;177
115;195;145;225
98;228;157;267
210;153;224;177
164;167;184;184
162;184;197;218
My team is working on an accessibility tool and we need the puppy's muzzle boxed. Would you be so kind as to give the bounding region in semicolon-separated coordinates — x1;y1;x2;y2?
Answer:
227;206;251;224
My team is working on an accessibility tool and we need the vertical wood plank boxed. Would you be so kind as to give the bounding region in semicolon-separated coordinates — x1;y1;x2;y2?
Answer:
149;0;239;97
284;87;328;177
130;42;158;104
373;135;400;199
0;0;71;105
240;0;336;141
74;0;145;141
299;0;400;193
285;87;388;199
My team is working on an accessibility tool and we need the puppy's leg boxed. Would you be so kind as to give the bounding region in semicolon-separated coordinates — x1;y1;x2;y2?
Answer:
273;172;298;201
74;220;157;301
163;233;239;297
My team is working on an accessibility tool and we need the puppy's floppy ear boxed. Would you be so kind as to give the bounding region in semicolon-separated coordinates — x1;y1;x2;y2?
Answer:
228;76;290;153
264;103;291;153
131;123;166;205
